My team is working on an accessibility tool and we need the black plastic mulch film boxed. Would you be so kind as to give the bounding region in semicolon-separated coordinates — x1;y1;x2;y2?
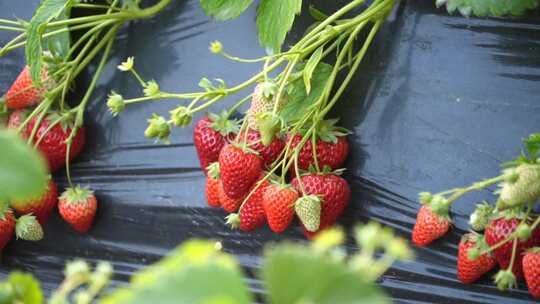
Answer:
1;0;540;303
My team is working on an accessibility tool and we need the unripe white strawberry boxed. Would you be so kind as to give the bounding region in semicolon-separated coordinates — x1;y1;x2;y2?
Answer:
15;214;43;241
248;81;287;129
294;195;321;232
497;164;540;209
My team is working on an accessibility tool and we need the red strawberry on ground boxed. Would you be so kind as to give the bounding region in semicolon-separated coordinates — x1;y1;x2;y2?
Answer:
193;112;238;174
3;65;56;110
457;233;497;284
263;183;298;233
58;186;97;233
218;181;244;213
288;119;349;172
485;215;540;279
0;205;15;251
205;163;221;208
523;247;540;299
412;204;450;247
24;112;85;172
11;179;58;225
292;173;351;239
241;129;284;167
6;109;29;131
219;144;262;199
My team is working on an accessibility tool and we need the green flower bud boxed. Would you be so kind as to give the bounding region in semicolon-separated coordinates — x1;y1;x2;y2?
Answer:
107;92;125;116
170;107;193;127
117;56;134;72
209;40;223;54
143;80;160;97
517;223;532;241
145;114;171;143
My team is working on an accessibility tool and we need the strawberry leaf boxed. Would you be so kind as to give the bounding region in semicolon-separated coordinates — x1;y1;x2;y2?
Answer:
26;0;74;86
256;0;302;55
0;272;43;304
437;0;538;17
262;244;389;304
525;133;540;160
200;0;254;21
0;131;48;203
282;62;332;123
101;240;252;304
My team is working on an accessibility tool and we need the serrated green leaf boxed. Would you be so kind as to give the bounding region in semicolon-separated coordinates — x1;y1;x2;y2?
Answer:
282;62;332;123
439;0;539;17
262;244;389;304
256;0;302;55
5;272;43;304
25;0;73;86
200;0;254;21
44;10;71;59
303;46;324;95
101;240;252;304
0;131;47;203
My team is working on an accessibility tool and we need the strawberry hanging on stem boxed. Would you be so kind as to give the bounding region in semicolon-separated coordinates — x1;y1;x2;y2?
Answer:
58;186;98;233
218;143;262;200
411;194;451;247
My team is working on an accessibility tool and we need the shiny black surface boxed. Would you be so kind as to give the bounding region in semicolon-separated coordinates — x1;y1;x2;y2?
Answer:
1;1;540;303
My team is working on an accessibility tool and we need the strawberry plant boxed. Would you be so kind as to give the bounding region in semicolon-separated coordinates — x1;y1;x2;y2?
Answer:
412;133;540;298
0;0;173;241
0;223;412;304
108;0;395;237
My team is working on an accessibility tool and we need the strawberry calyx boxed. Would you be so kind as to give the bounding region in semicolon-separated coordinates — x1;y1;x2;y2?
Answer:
255;112;283;146
494;269;517;291
207;162;220;179
256;80;279;100
208;111;239;137
60;186;94;205
462;232;491;260
230;142;259;156
423;195;451;222
225;213;240;229
469;201;494;231
15;214;43;241
316;118;351;144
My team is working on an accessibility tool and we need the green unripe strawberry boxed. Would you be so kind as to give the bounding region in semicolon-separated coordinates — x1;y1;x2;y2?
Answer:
294;195;321;232
497;164;540;209
469;202;493;231
15;214;43;241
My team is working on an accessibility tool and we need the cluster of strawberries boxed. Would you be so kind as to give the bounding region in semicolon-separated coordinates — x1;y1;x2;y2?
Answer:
0;65;98;249
194;83;351;238
413;200;540;298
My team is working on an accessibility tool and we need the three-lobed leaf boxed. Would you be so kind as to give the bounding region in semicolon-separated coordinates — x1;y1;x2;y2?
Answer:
25;0;73;86
256;0;302;54
0;130;48;203
200;0;254;21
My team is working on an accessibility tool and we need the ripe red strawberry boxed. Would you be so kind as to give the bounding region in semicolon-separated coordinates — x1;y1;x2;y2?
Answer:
3;65;56;110
457;233;497;284
10;179;58;225
241;129;284;167
6;109;29;131
205;163;221;208
485;216;540;279
412;205;450;247
0;206;15;251
523;248;540;299
238;175;270;231
219;144;262;199
218;181;244;213
58;186;97;233
263;184;298;233
292;173;351;239
288;119;349;172
24;113;85;172
193;112;238;174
